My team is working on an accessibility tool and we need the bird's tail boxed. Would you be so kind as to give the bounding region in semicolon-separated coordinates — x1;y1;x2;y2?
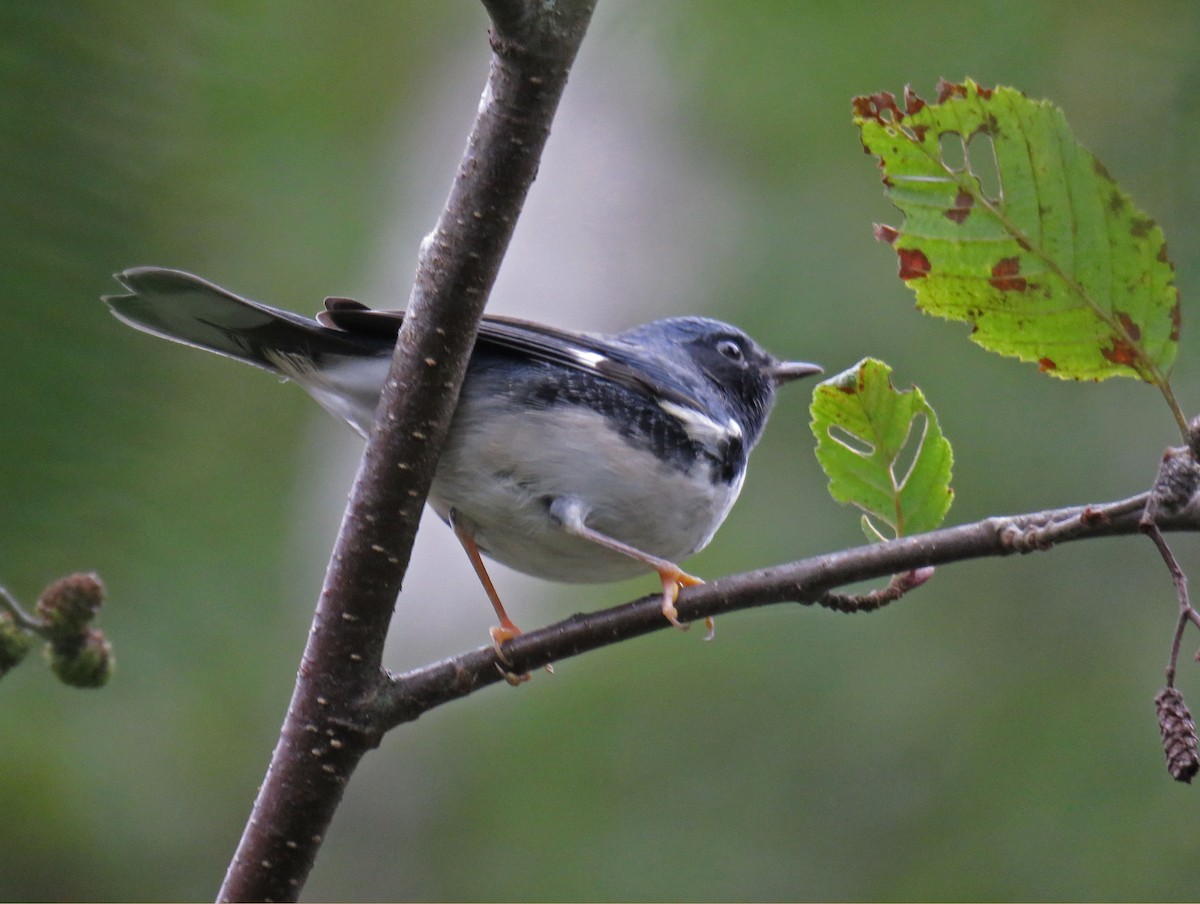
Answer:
103;267;383;371
104;267;392;434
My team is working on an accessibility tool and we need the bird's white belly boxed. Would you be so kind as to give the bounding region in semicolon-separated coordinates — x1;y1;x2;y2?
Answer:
428;404;742;583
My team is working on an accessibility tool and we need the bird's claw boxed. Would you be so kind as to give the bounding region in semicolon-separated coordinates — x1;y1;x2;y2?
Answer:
660;568;705;631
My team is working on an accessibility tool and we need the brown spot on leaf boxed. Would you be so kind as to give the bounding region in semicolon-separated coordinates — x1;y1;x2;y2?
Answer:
977;84;994;99
945;189;974;224
1038;357;1057;372
897;247;931;280
874;223;900;244
911;124;929;143
1158;243;1170;263
989;257;1028;292
936;79;967;103
1116;311;1142;342
1130;216;1155;239
1101;339;1138;367
904;85;926;116
852;92;903;124
1093;157;1113;180
1108;191;1126;214
1171;296;1182;342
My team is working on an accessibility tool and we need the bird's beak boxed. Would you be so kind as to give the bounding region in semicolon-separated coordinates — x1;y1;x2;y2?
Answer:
768;360;823;386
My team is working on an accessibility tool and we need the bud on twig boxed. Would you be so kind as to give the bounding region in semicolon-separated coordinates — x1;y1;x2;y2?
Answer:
0;612;34;677
1186;415;1200;459
36;572;104;640
1155;687;1199;783
47;628;114;688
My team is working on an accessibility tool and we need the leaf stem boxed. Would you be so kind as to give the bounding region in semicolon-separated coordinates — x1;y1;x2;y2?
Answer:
1157;379;1191;447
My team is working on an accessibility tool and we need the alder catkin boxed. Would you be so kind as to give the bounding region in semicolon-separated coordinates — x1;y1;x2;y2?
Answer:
1155;687;1200;783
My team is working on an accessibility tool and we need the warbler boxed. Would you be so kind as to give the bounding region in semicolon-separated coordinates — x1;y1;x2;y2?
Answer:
105;268;820;643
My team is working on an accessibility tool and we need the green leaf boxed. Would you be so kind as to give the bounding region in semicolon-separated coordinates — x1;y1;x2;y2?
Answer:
810;358;953;540
854;79;1180;385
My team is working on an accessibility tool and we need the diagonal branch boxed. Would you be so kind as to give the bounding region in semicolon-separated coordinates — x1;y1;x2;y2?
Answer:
217;3;596;901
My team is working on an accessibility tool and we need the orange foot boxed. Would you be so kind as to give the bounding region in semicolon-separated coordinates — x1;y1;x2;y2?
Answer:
658;566;705;629
490;618;526;683
489;619;551;683
489;618;522;652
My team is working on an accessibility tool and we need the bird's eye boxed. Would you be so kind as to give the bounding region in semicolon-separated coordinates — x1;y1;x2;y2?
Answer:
716;338;744;362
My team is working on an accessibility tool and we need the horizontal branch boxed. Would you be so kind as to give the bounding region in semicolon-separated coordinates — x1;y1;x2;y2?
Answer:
366;491;1183;729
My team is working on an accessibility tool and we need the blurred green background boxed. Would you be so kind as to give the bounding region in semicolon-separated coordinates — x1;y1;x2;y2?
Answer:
3;1;1199;899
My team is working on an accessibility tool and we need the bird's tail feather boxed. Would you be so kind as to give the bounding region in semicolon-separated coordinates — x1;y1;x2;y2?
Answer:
103;267;383;373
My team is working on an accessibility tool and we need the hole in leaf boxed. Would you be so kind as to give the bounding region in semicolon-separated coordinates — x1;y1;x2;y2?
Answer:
861;513;894;542
893;412;928;492
828;424;876;458
939;131;966;172
966;132;1000;202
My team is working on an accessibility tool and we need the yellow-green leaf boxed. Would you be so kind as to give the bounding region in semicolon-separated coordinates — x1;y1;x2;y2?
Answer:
854;79;1180;385
810;358;953;540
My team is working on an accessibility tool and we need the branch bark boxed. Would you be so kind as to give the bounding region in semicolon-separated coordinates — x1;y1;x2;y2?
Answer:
363;491;1200;729
217;3;596;900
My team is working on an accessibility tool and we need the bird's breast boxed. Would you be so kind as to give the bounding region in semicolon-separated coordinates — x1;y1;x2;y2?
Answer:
428;393;746;584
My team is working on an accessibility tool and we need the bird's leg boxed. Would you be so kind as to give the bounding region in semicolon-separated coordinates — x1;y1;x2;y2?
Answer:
448;508;524;653
548;496;706;632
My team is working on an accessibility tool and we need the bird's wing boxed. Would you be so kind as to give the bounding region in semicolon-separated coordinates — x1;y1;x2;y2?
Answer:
319;300;704;410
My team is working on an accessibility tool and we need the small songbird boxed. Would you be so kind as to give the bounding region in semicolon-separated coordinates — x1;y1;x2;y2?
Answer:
104;268;821;644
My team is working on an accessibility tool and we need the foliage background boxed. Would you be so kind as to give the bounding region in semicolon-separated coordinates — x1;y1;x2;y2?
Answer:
2;1;1199;899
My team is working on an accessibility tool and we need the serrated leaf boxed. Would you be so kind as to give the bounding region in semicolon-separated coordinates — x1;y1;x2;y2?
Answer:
854;79;1180;385
810;358;953;540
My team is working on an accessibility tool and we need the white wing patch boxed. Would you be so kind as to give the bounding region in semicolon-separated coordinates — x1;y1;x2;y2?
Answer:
567;347;607;369
657;399;742;446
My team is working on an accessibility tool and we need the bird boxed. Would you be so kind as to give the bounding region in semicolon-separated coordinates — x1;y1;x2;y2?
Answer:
104;267;821;645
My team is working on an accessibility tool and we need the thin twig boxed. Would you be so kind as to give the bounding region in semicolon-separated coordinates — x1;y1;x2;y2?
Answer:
365;490;1198;731
817;566;934;613
1142;524;1188;684
1139;445;1200;685
1141;519;1200;685
0;586;45;635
